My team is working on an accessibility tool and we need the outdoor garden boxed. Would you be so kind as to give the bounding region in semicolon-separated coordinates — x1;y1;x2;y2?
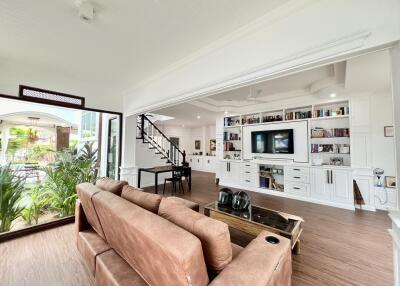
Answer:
0;126;97;233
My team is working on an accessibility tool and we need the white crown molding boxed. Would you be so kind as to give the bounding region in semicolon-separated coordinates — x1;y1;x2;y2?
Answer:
125;29;372;116
122;0;316;96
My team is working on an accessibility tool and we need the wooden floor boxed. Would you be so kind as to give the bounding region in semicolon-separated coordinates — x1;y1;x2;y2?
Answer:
0;171;393;286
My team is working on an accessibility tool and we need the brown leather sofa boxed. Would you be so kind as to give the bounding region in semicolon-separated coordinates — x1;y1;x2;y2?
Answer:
75;179;292;286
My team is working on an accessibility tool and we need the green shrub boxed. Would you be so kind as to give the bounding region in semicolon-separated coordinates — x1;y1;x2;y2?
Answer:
0;165;25;232
20;186;51;225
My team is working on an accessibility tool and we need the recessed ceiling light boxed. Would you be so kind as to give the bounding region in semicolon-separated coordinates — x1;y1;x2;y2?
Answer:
197;115;201;119
224;111;228;115
330;93;337;98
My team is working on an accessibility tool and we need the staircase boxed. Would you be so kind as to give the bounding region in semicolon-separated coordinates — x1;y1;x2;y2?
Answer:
136;114;186;166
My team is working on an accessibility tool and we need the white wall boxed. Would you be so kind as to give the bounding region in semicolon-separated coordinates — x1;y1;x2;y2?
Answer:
156;124;216;155
0;59;123;112
123;0;400;114
155;125;192;155
370;93;396;177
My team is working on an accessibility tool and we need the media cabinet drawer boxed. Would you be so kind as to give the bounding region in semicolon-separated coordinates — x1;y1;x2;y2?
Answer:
241;163;258;172
284;166;310;175
284;182;310;197
285;172;310;184
241;177;258;187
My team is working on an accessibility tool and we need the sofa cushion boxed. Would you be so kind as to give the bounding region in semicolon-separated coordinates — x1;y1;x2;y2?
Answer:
158;198;232;272
121;185;162;213
96;249;148;286
166;196;200;212
96;177;128;196
93;191;209;286
76;183;106;240
77;229;111;274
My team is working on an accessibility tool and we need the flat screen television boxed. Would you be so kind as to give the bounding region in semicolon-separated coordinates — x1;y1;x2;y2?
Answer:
251;129;294;154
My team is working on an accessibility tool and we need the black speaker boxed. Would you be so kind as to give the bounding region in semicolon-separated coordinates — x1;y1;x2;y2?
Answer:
218;188;233;207
232;191;250;211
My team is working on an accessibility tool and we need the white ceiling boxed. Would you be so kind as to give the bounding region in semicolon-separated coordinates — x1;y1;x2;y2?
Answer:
154;103;220;127
153;50;392;127
208;65;335;102
0;0;288;94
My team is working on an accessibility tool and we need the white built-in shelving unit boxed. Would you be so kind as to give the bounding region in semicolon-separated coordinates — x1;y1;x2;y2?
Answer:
222;100;351;166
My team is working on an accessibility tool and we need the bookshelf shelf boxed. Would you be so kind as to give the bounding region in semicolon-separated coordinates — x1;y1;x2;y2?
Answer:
310;115;349;121
311;136;350;139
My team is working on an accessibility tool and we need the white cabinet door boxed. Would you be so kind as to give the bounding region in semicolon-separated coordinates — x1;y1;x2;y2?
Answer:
332;170;353;204
187;156;194;169
310;168;332;201
217;161;230;182
228;161;240;185
197;157;204;171
353;175;373;206
205;157;216;173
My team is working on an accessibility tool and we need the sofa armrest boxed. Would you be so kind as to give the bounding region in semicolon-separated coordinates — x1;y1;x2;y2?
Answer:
75;199;90;239
210;231;292;286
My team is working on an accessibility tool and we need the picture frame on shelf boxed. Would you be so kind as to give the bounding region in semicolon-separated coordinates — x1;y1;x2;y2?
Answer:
385;176;396;188
209;139;216;151
195;140;201;150
384;126;394;137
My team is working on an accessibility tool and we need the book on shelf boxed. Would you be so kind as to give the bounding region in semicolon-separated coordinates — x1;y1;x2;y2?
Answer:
311;144;350;154
285;110;312;120
262;114;283;122
313;106;349;118
259;176;271;189
242;115;260;125
311;128;350;138
223;142;241;151
223;132;240;141
224;117;241;126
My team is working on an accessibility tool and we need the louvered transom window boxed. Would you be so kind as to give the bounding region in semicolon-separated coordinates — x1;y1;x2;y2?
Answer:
19;85;85;107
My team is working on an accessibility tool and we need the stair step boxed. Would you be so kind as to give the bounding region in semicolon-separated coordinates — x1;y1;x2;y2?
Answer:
149;147;156;149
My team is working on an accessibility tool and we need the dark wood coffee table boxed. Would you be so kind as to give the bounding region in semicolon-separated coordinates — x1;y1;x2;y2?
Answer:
204;201;303;254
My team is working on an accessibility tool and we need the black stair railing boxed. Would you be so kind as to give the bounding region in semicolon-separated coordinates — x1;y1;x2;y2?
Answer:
137;114;187;166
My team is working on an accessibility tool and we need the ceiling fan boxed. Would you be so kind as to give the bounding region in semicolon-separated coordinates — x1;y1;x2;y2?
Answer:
247;87;264;102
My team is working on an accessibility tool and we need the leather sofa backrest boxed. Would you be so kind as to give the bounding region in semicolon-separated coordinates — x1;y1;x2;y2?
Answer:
92;191;209;286
76;183;106;240
121;185;162;213
96;177;128;196
158;198;232;272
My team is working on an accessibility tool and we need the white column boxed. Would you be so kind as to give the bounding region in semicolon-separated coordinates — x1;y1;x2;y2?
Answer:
120;114;138;186
389;43;400;286
1;125;10;166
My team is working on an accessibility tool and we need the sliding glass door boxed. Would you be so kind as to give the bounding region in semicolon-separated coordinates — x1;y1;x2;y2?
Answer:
106;117;118;178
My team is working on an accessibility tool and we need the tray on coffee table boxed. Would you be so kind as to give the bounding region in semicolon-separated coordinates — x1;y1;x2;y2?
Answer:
204;201;303;254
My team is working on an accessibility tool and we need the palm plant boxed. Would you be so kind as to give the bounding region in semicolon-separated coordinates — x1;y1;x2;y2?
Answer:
20;186;51;225
44;148;97;217
0;165;25;232
78;142;98;163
